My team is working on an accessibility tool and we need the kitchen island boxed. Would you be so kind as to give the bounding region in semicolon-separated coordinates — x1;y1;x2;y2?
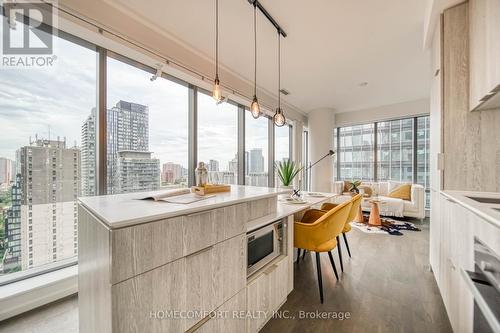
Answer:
78;185;337;333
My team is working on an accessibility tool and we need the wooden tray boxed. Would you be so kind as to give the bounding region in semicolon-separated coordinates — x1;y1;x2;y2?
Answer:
191;184;231;196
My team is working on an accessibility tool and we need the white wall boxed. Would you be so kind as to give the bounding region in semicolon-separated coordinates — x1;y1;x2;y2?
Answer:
308;108;335;192
334;98;430;127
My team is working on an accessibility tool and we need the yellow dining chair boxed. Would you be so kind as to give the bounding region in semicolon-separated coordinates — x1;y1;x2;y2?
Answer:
294;200;352;303
321;193;363;272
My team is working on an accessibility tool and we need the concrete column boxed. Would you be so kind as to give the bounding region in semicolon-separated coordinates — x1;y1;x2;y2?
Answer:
308;108;335;192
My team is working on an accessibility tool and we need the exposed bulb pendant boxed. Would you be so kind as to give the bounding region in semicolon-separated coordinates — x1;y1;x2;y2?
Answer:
250;4;261;119
212;0;222;102
273;31;286;127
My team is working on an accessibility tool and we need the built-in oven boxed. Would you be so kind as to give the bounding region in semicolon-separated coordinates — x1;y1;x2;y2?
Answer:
247;219;285;277
462;238;500;333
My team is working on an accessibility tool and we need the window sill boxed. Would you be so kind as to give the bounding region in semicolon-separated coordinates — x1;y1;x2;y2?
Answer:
0;265;77;321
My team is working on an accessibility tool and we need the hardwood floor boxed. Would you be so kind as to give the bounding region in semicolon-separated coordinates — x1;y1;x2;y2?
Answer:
261;218;452;333
0;219;451;333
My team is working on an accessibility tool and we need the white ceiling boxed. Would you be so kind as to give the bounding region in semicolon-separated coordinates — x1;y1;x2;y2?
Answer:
105;0;430;113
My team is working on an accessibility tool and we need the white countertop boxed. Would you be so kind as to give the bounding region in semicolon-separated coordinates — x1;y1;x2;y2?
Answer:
78;185;283;229
441;190;500;229
246;192;338;232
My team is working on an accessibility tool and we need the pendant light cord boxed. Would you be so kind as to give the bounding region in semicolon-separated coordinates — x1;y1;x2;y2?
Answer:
277;30;280;108
215;0;219;78
253;4;257;96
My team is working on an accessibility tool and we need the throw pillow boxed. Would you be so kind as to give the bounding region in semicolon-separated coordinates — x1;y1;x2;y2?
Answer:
388;184;412;201
358;185;373;197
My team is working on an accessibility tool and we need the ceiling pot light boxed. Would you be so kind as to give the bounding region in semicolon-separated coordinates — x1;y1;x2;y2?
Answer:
273;31;286;127
212;0;222;103
250;3;261;119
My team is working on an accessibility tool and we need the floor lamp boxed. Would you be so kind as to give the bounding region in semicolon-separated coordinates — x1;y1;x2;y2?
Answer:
295;150;335;197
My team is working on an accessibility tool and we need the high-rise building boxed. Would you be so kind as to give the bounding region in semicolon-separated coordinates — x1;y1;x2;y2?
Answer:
81;101;160;194
162;162;183;184
208;159;219;172
116;151;160;193
16;138;80;270
228;154;238;174
107;101;149;194
0;157;15;186
3;174;22;272
248;148;264;173
81;109;96;196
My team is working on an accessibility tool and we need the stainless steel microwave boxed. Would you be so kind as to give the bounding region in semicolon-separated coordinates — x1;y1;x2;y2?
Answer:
247;219;285;277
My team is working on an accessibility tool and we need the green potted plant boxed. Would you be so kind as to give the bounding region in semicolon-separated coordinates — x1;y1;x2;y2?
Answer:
275;160;301;189
348;180;362;194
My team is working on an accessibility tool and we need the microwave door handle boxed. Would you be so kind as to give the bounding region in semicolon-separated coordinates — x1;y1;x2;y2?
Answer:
461;268;500;333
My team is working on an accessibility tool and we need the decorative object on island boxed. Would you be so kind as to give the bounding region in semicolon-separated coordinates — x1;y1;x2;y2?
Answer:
212;0;222;102
191;184;231;195
250;2;261;119
195;161;208;187
276;159;301;188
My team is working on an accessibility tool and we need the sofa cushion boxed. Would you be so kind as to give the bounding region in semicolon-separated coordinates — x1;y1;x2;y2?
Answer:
358;185;373;197
388;184;412;201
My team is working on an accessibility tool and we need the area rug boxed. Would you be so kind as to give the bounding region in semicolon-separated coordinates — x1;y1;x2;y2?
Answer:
351;214;421;236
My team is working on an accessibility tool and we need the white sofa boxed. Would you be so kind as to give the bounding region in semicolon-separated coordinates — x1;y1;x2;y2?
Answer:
331;181;426;220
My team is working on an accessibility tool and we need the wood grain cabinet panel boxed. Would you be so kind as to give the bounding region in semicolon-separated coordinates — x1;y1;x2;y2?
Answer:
214;203;247;243
193;289;247;333
469;0;500;111
213;234;247;305
111;216;183;284
183;203;247;256
183;210;217;256
186;234;247;331
111;258;187;333
185;247;216;330
78;206;112;333
247;197;277;221
246;273;269;333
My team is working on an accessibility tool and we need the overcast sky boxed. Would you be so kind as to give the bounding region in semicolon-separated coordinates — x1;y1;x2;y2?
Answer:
0;27;290;171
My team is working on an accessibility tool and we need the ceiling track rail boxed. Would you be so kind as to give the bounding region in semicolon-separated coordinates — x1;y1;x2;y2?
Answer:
247;0;287;37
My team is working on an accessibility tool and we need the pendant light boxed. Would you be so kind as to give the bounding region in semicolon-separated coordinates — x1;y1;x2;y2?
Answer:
250;3;261;118
273;30;286;127
212;0;222;102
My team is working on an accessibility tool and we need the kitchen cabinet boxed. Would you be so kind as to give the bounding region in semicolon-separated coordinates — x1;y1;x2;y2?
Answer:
246;256;289;333
469;0;500;111
431;193;476;333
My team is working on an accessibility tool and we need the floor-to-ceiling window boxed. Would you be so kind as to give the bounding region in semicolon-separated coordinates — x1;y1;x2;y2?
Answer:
245;112;269;186
377;118;414;182
197;92;238;184
106;55;189;194
274;125;292;186
337;124;375;181
0;29;97;278
334;115;430;208
416;116;430;207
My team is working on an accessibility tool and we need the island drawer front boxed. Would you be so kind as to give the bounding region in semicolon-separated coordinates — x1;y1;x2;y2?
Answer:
112;258;187;333
186;233;247;329
111;234;246;333
190;289;247;333
110;203;247;284
110;216;184;284
183;203;247;256
247;197;277;221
